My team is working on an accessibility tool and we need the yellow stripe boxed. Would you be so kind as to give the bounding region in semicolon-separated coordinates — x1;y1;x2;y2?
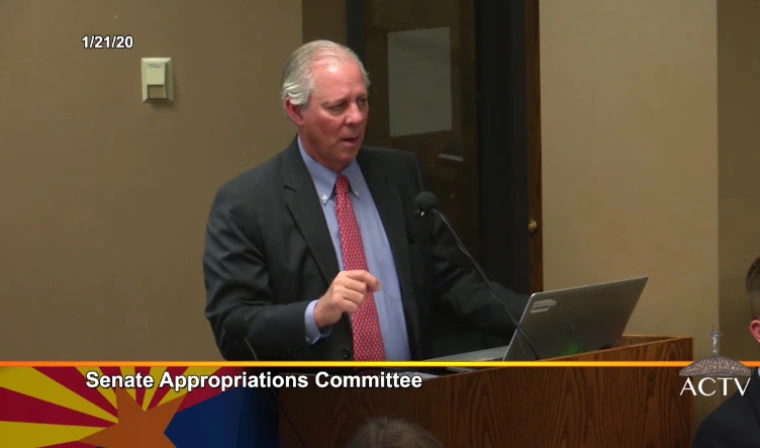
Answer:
76;367;116;409
119;366;136;401
0;421;103;448
141;366;166;411
0;368;117;423
158;367;220;406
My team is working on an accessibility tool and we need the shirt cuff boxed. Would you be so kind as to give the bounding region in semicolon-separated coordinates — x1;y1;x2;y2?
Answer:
304;300;332;345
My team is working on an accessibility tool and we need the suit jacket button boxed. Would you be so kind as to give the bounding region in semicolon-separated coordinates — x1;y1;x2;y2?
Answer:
341;348;352;359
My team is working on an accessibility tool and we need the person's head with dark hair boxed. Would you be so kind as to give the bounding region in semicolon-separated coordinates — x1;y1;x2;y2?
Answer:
747;256;760;343
346;417;442;448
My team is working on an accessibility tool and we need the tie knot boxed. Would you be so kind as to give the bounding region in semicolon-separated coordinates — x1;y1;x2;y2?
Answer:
335;175;350;196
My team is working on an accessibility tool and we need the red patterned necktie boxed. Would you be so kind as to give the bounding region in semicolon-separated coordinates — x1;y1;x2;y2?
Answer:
334;174;386;361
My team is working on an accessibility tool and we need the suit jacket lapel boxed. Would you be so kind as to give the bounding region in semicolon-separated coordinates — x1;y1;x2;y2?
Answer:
282;138;339;285
357;150;420;353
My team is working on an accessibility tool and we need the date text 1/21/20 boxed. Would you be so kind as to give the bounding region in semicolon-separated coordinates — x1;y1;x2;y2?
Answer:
82;35;134;49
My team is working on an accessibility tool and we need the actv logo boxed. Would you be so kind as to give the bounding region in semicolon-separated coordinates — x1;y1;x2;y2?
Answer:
680;376;751;397
679;328;753;397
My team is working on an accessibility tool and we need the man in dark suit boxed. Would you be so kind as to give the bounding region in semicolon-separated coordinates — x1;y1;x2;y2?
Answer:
692;256;760;447
202;40;527;361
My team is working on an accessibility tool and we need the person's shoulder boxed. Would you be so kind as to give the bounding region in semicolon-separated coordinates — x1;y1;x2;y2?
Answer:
693;393;757;447
360;145;417;166
208;147;288;217
218;148;286;197
359;145;420;183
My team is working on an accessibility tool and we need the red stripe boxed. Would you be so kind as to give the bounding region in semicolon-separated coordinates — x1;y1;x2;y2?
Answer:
0;387;113;427
146;366;188;409
176;367;246;412
42;442;98;448
34;367;117;417
98;366;122;378
133;366;151;408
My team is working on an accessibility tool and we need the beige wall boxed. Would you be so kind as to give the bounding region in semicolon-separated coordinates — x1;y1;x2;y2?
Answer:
540;0;719;422
541;0;718;352
541;0;760;426
302;0;347;44
0;0;301;360
718;0;760;363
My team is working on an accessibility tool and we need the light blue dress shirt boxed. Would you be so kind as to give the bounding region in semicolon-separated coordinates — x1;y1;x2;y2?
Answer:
299;138;411;361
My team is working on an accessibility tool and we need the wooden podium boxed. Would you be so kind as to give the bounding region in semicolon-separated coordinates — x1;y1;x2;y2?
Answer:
279;335;693;447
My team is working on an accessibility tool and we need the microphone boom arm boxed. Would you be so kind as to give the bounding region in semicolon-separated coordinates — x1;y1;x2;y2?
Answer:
431;209;541;362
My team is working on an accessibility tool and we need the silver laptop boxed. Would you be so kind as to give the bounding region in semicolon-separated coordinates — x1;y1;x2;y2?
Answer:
427;276;648;362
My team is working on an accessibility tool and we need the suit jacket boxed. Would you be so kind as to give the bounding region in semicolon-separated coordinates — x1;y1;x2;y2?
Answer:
202;137;528;361
692;370;760;447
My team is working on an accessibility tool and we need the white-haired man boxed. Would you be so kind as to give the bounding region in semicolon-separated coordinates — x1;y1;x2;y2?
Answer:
693;256;760;446
202;40;527;361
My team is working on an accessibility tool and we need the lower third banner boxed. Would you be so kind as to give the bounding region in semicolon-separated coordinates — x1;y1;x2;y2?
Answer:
0;366;279;447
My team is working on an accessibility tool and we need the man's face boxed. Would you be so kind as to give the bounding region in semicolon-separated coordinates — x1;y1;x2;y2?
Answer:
287;59;368;172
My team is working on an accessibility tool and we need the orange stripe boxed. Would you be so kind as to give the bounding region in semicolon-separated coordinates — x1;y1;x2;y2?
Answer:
0;361;758;368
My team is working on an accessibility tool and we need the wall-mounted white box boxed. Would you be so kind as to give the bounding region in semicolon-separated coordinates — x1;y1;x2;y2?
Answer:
141;57;173;102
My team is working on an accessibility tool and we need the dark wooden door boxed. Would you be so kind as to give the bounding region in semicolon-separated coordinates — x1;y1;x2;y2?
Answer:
332;0;544;299
359;0;481;259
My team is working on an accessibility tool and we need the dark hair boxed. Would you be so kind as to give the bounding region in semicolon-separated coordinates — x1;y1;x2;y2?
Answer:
747;256;760;317
345;417;442;448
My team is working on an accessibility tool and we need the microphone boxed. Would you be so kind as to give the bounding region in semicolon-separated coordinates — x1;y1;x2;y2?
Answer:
223;314;310;448
413;192;541;362
415;191;437;217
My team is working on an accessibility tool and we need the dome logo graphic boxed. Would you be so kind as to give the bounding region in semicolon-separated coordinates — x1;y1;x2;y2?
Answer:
679;328;753;397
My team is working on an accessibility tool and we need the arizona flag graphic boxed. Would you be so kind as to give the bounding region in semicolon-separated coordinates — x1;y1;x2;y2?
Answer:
0;366;279;447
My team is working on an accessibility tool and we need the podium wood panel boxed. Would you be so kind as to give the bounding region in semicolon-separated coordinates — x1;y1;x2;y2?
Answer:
279;335;693;448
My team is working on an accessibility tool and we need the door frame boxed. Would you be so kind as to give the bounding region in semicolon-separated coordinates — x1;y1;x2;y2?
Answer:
344;0;543;294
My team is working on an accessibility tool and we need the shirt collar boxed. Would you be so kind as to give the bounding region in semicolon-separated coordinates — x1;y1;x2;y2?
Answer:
298;136;362;205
